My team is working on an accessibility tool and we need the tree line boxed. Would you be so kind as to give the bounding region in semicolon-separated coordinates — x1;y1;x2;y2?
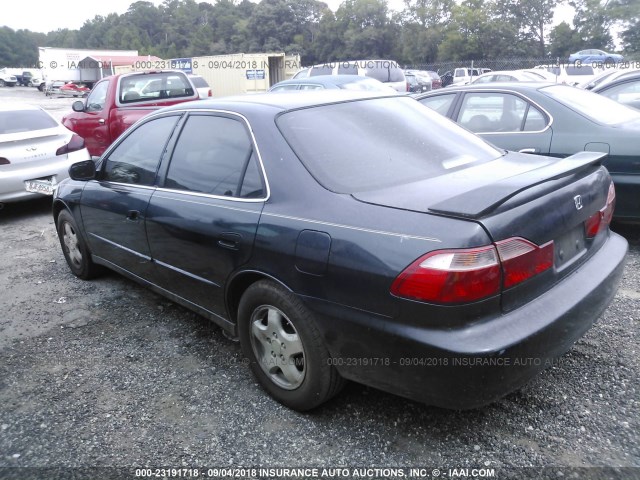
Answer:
0;0;638;69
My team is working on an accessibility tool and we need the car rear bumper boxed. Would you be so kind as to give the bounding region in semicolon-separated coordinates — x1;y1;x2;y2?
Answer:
0;150;87;203
308;231;627;409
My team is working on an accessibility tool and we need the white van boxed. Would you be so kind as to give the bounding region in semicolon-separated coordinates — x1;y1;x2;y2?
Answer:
292;60;408;92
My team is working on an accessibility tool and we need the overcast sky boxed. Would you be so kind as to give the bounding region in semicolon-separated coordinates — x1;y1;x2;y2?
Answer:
4;0;575;36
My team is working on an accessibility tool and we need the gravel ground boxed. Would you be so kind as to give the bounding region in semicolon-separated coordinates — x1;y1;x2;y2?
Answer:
0;87;639;480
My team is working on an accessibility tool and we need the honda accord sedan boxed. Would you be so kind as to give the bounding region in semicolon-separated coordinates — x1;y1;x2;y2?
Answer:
53;92;627;411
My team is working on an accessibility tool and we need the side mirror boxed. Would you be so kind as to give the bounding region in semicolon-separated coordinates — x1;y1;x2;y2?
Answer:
69;160;96;181
72;100;85;112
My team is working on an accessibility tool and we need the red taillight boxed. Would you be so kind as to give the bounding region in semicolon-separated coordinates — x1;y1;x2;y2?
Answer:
207;89;212;97
406;82;410;92
391;246;501;304
391;237;555;304
585;182;616;238
496;238;554;289
56;134;85;156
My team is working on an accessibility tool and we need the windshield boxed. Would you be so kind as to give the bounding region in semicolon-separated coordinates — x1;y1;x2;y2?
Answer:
277;97;502;193
541;84;640;125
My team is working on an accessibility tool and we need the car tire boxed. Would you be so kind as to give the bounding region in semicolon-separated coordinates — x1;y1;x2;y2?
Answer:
0;80;5;87
56;209;102;280
237;280;344;411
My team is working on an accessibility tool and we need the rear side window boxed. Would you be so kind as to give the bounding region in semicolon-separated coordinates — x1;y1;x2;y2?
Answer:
164;115;264;198
277;97;501;193
0;109;57;134
418;94;457;116
189;76;209;88
309;65;333;76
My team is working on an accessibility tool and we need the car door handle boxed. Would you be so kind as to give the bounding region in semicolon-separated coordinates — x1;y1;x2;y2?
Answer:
218;232;241;250
126;210;141;222
519;148;538;154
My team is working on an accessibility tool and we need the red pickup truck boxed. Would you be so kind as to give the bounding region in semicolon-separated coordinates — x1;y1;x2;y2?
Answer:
62;71;199;157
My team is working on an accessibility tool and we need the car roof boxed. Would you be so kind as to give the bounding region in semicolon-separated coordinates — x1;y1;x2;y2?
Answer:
158;90;400;114
416;82;557;97
273;75;373;87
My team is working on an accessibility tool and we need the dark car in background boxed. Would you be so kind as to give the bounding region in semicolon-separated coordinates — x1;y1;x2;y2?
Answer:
404;71;432;93
416;83;640;221
53;92;626;411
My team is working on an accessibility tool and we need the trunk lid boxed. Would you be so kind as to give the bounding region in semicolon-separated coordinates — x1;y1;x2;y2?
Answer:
352;151;612;311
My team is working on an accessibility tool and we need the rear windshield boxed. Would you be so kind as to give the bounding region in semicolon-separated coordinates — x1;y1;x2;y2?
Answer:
541;84;640;125
277;97;502;193
0;109;58;134
119;72;195;103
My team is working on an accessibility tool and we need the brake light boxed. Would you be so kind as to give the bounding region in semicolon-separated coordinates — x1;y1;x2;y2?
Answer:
391;237;555;304
495;238;554;289
207;89;212;97
585;182;616;238
391;246;501;303
56;134;85;156
406;82;410;92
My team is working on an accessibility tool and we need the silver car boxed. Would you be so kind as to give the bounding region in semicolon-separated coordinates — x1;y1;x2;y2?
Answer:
0;104;90;205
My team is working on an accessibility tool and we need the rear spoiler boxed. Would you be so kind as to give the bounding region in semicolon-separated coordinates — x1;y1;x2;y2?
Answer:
428;152;608;219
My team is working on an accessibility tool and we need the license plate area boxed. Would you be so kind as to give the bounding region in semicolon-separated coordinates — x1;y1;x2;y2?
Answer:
24;177;56;195
554;225;586;270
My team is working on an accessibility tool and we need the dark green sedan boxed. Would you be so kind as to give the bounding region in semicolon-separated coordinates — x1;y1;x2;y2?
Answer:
416;83;640;221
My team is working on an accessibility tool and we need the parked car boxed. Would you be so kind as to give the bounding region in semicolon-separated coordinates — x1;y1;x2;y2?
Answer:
451;67;492;85
415;83;640;220
404;71;432;93
62;70;199;157
470;70;546;84
290;60;408;92
188;74;212;99
53;91;626;411
592;69;640;110
534;64;599;86
270;75;396;92
55;82;91;97
578;68;630;90
423;70;442;89
569;49;624;65
0;104;89;205
0;69;18;87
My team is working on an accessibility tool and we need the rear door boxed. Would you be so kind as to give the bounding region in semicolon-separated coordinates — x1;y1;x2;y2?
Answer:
80;114;182;277
145;112;266;318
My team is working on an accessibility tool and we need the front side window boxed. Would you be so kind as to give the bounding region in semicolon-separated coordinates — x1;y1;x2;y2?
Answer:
164;115;264;198
86;81;109;112
102;116;179;185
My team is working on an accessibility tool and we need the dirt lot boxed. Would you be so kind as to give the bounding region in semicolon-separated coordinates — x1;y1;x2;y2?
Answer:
0;86;639;480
